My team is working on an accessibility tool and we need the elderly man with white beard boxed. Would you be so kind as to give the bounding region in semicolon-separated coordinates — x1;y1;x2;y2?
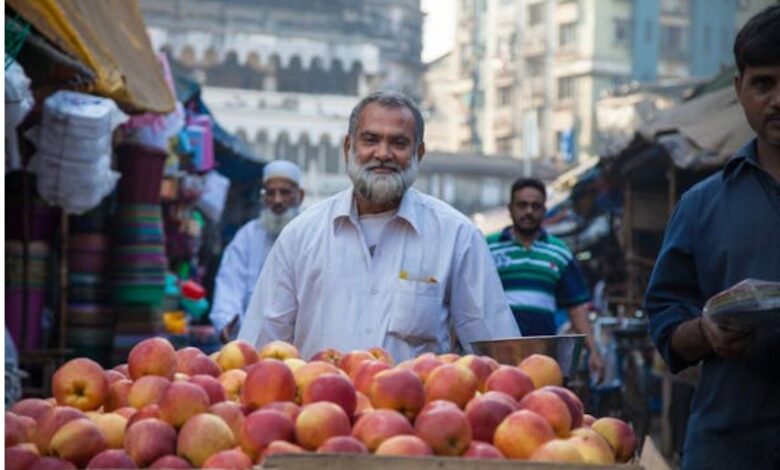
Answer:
238;91;520;361
210;160;304;343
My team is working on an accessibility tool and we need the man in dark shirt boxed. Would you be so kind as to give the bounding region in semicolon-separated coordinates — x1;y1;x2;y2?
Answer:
645;6;780;469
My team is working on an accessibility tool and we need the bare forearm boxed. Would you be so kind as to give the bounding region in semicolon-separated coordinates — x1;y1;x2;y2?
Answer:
568;304;597;352
670;317;712;363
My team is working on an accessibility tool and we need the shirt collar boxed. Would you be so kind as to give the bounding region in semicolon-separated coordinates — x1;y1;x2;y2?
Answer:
332;187;421;234
723;138;760;179
500;226;548;243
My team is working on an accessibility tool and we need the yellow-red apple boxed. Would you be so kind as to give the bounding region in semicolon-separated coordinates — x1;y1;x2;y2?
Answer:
5;444;40;470
52;358;109;411
411;354;443;383
159;381;210;428
11;397;54;422
127;375;171;409
105;379;132;411
569;427;616;464
202;449;252;470
86;449;135;469
49;418;108;468
351;360;391;392
126;404;160;428
484;365;535;402
438;353;460;363
262;401;301;423
148;455;191;469
463;441;505;459
465;394;515;443
541;385;584;428
34;406;87;455
104;370;127;384
338;350;374;376
216;340;258;371
295;402;351;450
493;409;555;459
518;354;563;388
239;409;295;458
128;337;177;381
176;413;236;467
317;436;368;454
188;374;226;404
6;412;27;447
309;348;342;366
456;355;495;392
219;368;247;402
302;373;357;418
32;457;77;470
93;413;128;449
368;347;394;366
293;360;342;403
259;340;301;360
374;435;433;456
591;416;637;462
582;413;597;427
529;438;585;463
518;389;572;437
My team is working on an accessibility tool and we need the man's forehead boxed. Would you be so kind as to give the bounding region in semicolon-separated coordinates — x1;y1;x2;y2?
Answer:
357;103;416;135
264;178;298;189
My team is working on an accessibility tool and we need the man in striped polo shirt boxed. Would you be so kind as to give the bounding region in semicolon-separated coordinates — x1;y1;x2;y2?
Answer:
487;177;603;377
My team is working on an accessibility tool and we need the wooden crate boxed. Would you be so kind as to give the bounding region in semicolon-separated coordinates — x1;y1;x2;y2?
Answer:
260;454;644;470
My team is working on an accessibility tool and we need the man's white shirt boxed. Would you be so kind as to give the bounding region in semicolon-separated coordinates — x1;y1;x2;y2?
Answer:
209;219;274;334
238;187;520;362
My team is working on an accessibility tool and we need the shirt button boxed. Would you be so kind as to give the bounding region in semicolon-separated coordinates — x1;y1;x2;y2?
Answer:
370;287;378;295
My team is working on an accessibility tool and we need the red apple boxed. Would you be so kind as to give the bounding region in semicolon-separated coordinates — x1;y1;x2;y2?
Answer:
464;394;515;443
209;401;246;438
52;358;109;411
105;370;127;384
368;368;425;420
302;373;357;418
31;457;77;470
127;375;171;409
86;449;136;469
239;409;295;458
463;441;505;459
485;365;535;402
259;440;305;463
481;390;518;409
128;337;177;381
176;413;236;467
219;368;247;402
295;402;351;450
351;409;414;452
374;435;433;456
423;364;478;409
338;350;374;376
262;401;301;423
410;354;443;383
293;361;342;403
188;374;227;404
309;348;343;366
541;385;584;428
112;364;130;378
114;407;137;420
455;355;495;392
202;449;252;470
5;444;40;470
414;404;472;456
529;438;585;463
159;381;210;428
241;359;296;410
351;360;391;393
368;347;394;366
582;413;597;427
6;412;27;447
438;353;461;363
148;455;191;469
10;398;54;422
126;404;160;428
123;418;177;467
317;435;369;454
105;379;133;411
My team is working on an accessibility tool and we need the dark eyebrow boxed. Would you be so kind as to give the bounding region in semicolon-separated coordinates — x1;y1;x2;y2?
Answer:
748;74;775;84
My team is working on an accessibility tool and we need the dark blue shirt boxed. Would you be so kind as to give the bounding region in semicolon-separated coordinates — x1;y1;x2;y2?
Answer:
645;139;780;470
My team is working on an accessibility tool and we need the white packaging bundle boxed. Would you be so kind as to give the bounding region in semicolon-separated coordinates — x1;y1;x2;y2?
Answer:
5;60;35;173
196;170;231;222
26;91;128;214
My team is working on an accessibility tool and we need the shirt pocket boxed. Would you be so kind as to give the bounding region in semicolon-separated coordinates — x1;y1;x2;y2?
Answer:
388;278;443;345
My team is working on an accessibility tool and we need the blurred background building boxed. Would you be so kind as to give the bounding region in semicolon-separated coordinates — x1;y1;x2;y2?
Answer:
423;0;775;169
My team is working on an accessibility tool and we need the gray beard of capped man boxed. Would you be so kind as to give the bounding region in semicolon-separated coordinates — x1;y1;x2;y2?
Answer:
346;148;420;206
259;205;300;238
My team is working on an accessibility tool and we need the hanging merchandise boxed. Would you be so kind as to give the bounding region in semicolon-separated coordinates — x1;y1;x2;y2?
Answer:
26;90;128;214
196;170;231;222
185;114;215;172
5;59;34;173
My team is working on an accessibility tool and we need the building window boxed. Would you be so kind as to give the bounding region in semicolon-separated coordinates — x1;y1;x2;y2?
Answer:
613;19;631;47
559;22;576;49
526;58;543;77
557;76;575;101
497;86;512;106
528;3;544;26
660;25;688;60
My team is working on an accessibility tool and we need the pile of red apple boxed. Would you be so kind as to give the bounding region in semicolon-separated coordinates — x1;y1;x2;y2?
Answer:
5;337;637;469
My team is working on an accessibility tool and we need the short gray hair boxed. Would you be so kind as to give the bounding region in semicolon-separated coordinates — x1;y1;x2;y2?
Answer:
347;90;425;148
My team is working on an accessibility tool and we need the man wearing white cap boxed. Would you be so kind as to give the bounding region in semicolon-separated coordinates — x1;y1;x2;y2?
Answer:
210;160;304;342
239;91;519;361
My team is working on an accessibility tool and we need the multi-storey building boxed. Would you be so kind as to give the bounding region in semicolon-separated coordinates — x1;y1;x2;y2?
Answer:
426;0;775;166
140;0;424;204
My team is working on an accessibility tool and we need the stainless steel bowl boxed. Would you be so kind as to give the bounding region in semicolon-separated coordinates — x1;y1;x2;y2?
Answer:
471;334;585;379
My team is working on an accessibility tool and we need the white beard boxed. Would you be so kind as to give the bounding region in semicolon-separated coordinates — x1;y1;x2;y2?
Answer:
259;206;299;238
346;149;419;206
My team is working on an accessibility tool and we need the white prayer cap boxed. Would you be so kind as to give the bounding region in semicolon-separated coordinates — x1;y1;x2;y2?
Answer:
263;160;301;185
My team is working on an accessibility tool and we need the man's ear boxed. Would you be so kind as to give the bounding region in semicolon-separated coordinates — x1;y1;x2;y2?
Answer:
343;135;351;165
416;142;426;164
298;188;305;204
734;73;742;97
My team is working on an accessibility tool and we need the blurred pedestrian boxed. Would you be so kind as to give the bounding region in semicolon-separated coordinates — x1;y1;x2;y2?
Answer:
209;161;304;342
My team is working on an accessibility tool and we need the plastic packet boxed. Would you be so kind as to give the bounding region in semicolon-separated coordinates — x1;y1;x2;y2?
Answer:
703;279;780;331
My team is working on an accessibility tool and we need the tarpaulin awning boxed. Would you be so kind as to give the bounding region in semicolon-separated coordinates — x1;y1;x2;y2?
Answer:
638;87;754;168
7;0;175;114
